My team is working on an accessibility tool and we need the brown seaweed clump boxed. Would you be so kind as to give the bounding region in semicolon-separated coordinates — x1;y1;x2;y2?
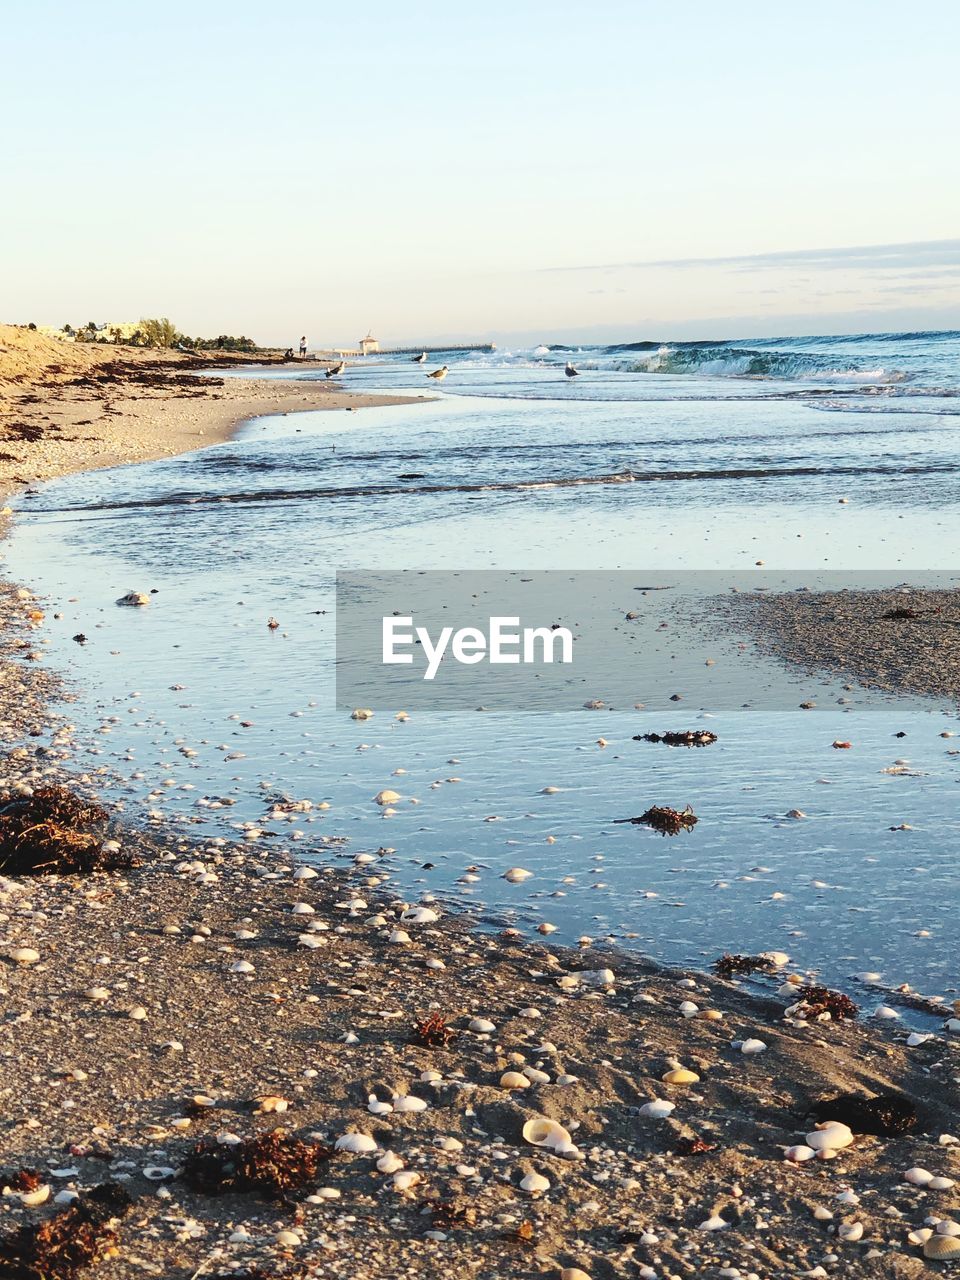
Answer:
713;953;777;979
0;786;130;876
181;1129;333;1198
808;1091;918;1137
614;805;699;836
411;1013;458;1048
792;985;860;1021
0;1183;132;1280
634;731;718;747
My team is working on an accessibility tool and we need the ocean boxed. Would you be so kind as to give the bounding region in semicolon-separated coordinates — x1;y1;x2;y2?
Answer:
9;329;960;1020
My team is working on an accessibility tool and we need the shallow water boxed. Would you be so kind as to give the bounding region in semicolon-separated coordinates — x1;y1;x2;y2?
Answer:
9;331;960;1017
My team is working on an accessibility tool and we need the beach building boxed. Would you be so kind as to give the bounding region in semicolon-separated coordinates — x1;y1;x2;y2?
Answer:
358;332;380;355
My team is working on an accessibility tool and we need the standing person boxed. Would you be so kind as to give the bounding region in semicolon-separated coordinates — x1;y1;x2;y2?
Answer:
299;335;307;359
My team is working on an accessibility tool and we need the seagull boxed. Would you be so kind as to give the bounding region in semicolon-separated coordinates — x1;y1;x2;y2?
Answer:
412;352;427;363
565;362;579;377
325;361;346;379
426;365;449;380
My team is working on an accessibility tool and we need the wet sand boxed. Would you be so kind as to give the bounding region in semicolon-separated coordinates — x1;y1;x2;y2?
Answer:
714;587;960;708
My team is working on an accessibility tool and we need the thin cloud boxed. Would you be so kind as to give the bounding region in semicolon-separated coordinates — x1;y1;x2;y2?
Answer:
544;239;960;275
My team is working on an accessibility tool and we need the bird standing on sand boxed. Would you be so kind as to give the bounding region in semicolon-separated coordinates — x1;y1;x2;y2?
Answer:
325;361;346;379
565;362;579;377
412;352;427;363
426;365;448;380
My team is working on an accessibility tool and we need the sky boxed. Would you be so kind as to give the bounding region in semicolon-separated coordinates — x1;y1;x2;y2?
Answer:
4;0;959;346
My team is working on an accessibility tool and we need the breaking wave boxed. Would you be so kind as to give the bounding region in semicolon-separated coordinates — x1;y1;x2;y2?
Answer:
613;343;907;383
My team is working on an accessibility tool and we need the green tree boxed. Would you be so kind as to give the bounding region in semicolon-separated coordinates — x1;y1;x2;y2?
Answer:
139;317;178;349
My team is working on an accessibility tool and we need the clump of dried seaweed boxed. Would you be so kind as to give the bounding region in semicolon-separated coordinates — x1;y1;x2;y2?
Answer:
673;1135;717;1156
713;953;777;979
614;805;698;836
808;1092;918;1137
0;786;130;876
634;731;718;747
792;984;859;1021
882;606;922;620
181;1129;333;1198
0;1183;132;1280
428;1200;478;1230
411;1013;458;1048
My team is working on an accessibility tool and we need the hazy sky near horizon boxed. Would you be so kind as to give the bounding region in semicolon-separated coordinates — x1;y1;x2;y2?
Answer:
5;0;959;346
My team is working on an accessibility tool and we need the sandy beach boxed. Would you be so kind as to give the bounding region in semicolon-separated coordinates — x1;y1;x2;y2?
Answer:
2;335;960;1279
0;324;427;503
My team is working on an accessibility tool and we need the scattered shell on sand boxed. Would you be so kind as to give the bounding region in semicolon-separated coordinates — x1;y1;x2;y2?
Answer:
503;867;533;883
519;1171;550;1194
663;1068;700;1085
638;1100;675;1119
335;1132;378;1153
523;1117;573;1150
374;789;402;805
924;1235;960;1259
7;946;40;965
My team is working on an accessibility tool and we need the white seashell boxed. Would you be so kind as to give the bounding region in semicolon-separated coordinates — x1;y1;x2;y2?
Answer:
925;1235;960;1260
292;866;318;880
760;951;789;967
806;1123;854;1152
523;1067;550;1084
946;1019;960;1033
740;1038;768;1054
335;1133;378;1153
425;957;446;970
367;1097;393;1115
837;1222;864;1242
275;1230;301;1247
679;1001;699;1017
351;708;374;720
874;1005;900;1019
785;1145;817;1162
401;906;439;924
813;1206;834;1220
84;986;111;1002
836;1189;860;1205
930;1176;957;1190
7;947;40;965
907;1032;934;1046
561;1270;592;1280
500;1071;529;1090
17;1185;51;1207
503;868;533;883
143;1166;176;1181
230;960;255;974
216;1132;242;1145
904;1167;934;1186
699;1214;729;1231
581;968;615;986
536;922;557;935
392;1171;421;1191
393;1095;428;1113
469;1018;495;1033
557;1073;579;1086
421;1070;442;1084
522;1117;572;1149
638;1100;675;1119
374;789;402;805
298;934;324;948
663;1068;699;1085
388;929;411;944
519;1172;550;1193
291;902;314;915
377;1151;404;1173
937;1221;960;1237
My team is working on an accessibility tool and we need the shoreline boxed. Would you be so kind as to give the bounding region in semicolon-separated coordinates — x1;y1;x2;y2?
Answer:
2;753;959;1279
2;338;959;1276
